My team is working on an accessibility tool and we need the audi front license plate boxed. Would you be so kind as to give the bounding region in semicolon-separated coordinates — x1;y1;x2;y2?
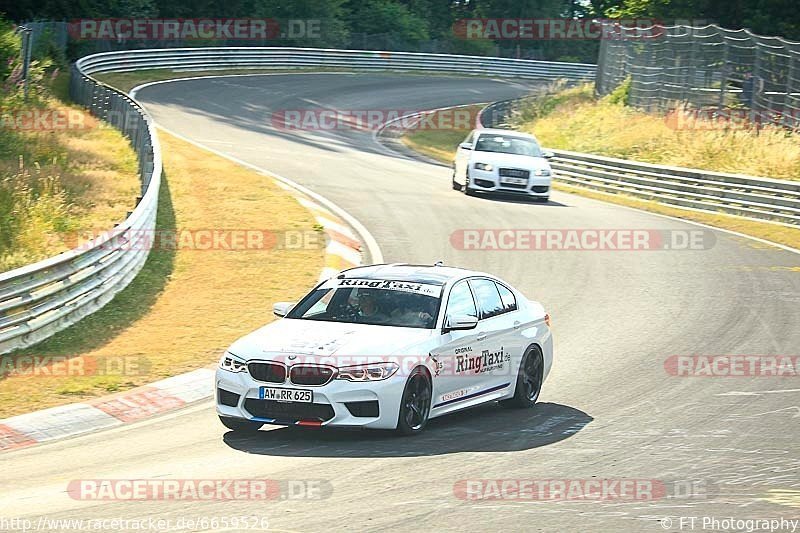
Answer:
259;387;313;403
500;176;528;185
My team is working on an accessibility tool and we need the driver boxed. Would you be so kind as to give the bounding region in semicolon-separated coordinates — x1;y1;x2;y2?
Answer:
354;290;389;323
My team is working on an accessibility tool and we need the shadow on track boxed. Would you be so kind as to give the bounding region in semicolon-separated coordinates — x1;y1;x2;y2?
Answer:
467;192;570;207
223;402;591;458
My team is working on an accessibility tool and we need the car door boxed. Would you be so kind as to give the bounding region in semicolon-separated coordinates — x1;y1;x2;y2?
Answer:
454;131;475;184
468;278;517;390
430;280;484;412
494;281;525;376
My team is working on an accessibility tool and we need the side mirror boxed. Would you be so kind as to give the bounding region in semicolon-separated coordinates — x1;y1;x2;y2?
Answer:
542;150;555;159
273;302;296;317
444;314;479;332
459;142;473;150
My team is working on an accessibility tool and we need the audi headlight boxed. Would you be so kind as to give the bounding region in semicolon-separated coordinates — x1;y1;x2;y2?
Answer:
337;362;400;381
220;352;248;373
474;162;493;171
533;168;551;176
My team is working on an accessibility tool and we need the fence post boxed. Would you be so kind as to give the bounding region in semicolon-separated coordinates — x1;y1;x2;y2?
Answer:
20;26;34;101
717;33;730;112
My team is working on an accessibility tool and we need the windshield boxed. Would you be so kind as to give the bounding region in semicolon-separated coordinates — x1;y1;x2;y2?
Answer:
474;134;542;157
286;279;443;328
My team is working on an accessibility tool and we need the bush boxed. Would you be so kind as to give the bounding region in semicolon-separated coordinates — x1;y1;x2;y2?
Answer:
603;76;631;106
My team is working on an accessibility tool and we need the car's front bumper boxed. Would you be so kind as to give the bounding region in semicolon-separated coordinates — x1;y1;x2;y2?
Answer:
215;368;406;430
469;168;551;197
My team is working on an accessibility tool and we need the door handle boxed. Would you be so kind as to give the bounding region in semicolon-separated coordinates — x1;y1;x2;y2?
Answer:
476;333;487;341
513;321;521;329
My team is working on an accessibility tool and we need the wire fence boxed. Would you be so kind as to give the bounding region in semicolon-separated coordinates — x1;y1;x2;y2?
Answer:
596;23;800;130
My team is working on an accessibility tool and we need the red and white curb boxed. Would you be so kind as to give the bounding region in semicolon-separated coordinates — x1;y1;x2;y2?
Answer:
294;196;363;280
0;190;366;453
0;368;214;451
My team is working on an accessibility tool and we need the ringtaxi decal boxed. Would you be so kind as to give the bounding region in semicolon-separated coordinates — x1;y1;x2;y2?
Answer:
332;278;442;297
456;347;510;374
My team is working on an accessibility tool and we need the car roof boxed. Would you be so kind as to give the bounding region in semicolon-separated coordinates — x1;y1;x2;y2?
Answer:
338;263;488;286
474;128;538;140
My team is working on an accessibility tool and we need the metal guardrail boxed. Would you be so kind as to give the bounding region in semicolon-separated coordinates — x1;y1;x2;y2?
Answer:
0;64;162;355
479;99;800;226
74;47;597;80
0;47;595;354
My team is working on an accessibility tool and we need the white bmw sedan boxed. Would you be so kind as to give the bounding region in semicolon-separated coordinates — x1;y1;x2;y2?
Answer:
216;264;552;435
452;128;554;201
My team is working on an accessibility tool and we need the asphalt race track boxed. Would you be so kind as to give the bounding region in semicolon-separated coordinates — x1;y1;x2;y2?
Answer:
3;73;800;532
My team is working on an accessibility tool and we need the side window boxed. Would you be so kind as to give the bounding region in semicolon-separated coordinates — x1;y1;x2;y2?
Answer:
469;279;504;319
496;283;517;312
446;281;477;319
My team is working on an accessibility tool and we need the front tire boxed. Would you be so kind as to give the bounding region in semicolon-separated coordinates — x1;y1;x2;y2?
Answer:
500;346;544;409
219;416;263;433
464;171;476;196
396;367;432;435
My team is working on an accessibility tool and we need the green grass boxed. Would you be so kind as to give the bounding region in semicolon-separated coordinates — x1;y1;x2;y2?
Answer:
401;106;480;163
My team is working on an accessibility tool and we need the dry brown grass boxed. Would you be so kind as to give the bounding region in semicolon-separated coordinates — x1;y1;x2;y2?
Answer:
523;84;800;181
0;131;324;417
0;101;139;270
398;104;799;251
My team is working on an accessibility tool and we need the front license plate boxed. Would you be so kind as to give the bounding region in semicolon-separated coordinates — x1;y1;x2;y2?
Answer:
259;387;312;403
500;177;528;185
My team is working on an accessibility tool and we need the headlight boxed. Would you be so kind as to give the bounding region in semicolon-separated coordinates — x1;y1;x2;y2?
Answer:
220;352;247;373
337;362;400;381
533;168;551;176
474;162;493;171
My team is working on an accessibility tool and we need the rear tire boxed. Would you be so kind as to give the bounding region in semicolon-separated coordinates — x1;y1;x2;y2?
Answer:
396;367;432;435
219;416;263;433
451;168;461;190
500;346;544;409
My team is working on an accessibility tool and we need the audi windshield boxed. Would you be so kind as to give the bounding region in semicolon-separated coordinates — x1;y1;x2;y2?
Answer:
475;134;543;157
